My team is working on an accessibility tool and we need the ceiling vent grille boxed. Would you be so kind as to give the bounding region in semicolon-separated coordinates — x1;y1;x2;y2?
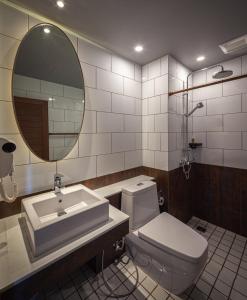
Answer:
219;34;247;54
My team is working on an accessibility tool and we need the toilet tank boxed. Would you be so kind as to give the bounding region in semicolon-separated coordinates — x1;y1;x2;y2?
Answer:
121;181;160;231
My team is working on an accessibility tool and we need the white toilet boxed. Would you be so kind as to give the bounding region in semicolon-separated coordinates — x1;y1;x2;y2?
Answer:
121;181;208;295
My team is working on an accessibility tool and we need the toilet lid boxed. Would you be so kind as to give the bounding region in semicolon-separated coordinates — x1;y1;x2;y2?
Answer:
138;213;208;263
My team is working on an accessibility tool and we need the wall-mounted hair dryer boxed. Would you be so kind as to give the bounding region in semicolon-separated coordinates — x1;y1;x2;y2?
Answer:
0;138;18;203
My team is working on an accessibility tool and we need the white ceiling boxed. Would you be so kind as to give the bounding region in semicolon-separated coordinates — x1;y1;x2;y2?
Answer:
10;0;247;69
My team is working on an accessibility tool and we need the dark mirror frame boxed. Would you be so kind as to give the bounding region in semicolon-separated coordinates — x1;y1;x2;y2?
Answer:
12;23;85;162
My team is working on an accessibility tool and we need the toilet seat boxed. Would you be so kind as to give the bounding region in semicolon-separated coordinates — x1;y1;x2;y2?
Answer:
138;212;208;263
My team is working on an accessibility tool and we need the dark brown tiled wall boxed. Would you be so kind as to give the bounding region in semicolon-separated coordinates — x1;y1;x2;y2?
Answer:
193;163;247;237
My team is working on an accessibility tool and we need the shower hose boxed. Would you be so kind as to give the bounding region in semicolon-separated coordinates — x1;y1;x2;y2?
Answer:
94;243;140;298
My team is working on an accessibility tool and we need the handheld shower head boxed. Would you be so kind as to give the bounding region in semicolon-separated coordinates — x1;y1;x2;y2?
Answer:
185;102;204;117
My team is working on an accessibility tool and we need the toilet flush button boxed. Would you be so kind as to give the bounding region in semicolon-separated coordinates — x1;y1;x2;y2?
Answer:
137;183;144;186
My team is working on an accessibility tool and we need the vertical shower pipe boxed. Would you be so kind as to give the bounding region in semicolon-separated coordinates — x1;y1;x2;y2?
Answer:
181;65;230;179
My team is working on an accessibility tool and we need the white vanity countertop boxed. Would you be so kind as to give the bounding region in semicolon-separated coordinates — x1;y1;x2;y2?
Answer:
0;175;153;292
94;175;154;198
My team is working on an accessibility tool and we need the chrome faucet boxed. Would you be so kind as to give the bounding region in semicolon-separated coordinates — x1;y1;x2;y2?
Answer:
54;173;64;194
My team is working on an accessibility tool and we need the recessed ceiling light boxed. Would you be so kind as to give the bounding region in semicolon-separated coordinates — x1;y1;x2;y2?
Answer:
134;45;143;52
43;27;50;34
196;56;205;62
48;97;55;101
56;1;64;8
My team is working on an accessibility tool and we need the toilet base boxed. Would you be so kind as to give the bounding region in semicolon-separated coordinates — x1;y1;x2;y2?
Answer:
126;232;207;295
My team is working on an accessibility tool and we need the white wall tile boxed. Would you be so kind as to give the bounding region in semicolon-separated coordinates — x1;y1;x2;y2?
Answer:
223;78;247;96
155;114;168;132
15;162;56;196
142;150;154;168
155;151;168;171
49;108;65;122
112;94;135;114
193;115;223;132
41;80;63;97
81;63;96;88
168;133;177;151
142;65;148;82
207;95;241;115
168;95;177;114
0;34;19;69
195;148;223;166
207;132;242;149
0;3;28;39
161;94;168;113
97;153;124;176
79;133;111;156
242;94;247;112
142;80;154;99
0;68;12;101
124;150;142;169
135;99;142;115
168;56;177;78
161;55;168;75
112;133;136;152
134;64;142;82
112;56;134;79
0;101;19;134
135;133;142;149
124;115;141;132
155;74;168;96
81;110;96;133
192;70;207;86
243;132;247;150
142;133;148;149
14;74;40;92
64;86;83;100
124;78;141;98
224;113;247;131
176;62;189;82
242;55;247;75
148;96;161;114
148;133;160;151
148;59;161;79
97;68;123;94
168;150;182;170
57;156;96;183
142;115;155;132
142;99;148;115
193;84;222;101
97;112;124;132
53;121;74;133
168;113;183;132
78;40;111;70
85;88;111;112
224;150;247;169
161;133;169;151
64;141;79;160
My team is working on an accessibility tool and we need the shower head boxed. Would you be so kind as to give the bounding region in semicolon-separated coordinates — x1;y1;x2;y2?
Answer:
212;68;233;79
185;102;204;117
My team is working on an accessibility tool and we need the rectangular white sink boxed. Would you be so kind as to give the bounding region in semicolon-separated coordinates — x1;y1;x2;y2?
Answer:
21;184;109;256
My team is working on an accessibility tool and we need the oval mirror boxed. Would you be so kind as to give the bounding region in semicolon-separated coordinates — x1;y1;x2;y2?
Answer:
12;23;85;161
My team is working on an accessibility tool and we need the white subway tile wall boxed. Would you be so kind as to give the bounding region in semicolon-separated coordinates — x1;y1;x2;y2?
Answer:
191;55;247;169
0;2;142;200
1;2;247;202
141;55;189;171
